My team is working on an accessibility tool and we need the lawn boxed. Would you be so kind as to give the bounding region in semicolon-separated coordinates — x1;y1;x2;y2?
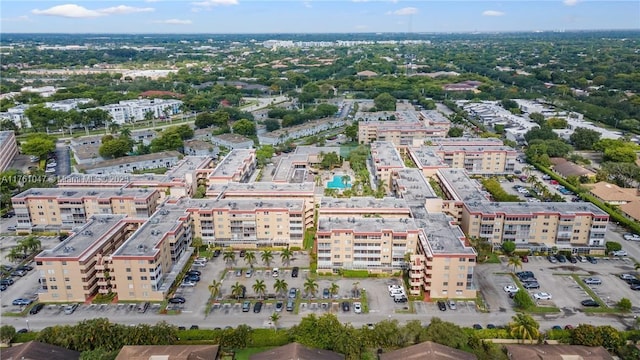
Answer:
223;347;275;360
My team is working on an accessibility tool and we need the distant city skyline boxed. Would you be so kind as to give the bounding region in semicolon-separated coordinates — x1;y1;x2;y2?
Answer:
0;1;638;34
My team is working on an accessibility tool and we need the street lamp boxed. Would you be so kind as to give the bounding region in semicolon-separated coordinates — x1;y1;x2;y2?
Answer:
26;319;29;331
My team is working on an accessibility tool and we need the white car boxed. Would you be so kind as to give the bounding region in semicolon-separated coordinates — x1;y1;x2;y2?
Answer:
503;285;519;293
623;233;640;241
612;250;628;257
353;302;362;314
534;292;552;300
272;268;279;277
388;285;403;292
181;281;196;287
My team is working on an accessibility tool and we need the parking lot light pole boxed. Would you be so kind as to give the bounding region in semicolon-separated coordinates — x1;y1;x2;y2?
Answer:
26;319;29;331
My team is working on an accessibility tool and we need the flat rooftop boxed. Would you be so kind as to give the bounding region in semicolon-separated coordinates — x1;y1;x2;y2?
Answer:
415;213;476;255
165;156;213;180
37;214;128;260
371;141;404;168
437;168;489;203
394;169;438;204
180;198;305;212
207;181;315;196
0;131;14;143
435;145;517;153
113;206;186;257
294;145;342;156
210;149;255;178
464;201;609;217
320;196;409;211
76;151;182;172
212;133;253;144
272;154;309;182
408;147;447;168
14;187;155;200
420;110;450;124
263;118;339;138
431;137;505;146
317;216;418;233
362;121;428;132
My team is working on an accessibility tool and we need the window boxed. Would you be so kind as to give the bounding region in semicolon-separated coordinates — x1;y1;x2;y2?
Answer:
459;257;466;262
66;285;71;290
139;268;146;272
64;277;70;282
50;285;58;290
48;277;56;282
127;276;133;281
456;282;464;286
140;276;148;281
458;266;465;271
126;268;131;272
442;282;448;286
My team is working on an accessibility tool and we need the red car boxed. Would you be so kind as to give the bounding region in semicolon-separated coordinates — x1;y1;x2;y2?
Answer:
520;255;529;263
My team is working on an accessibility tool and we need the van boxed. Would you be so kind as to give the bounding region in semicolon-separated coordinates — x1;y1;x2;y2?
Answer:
137;302;150;313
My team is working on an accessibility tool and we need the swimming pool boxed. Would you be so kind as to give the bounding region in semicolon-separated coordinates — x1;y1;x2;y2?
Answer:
327;175;351;189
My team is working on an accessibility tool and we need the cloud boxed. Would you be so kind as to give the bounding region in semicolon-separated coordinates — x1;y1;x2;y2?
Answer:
32;3;154;18
0;15;30;22
355;25;368;30
191;0;239;8
154;19;192;25
482;10;505;16
32;4;103;18
387;7;418;16
98;5;154;15
303;1;312;8
563;0;579;5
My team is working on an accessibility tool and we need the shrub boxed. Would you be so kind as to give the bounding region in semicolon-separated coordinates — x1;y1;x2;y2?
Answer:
250;329;292;347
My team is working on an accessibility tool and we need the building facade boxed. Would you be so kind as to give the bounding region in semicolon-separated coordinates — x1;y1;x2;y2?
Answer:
0;131;18;172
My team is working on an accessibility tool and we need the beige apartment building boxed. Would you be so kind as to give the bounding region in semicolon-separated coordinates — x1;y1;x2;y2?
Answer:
0;131;18;172
371;142;405;193
408;144;516;176
316;216;420;273
35;215;143;302
319;197;411;219
359;121;433;146
11;188;160;232
461;202;609;254
207;149;256;184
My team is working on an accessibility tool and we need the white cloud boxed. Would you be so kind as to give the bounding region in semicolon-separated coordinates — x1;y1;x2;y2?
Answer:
32;3;154;18
482;10;505;16
32;4;103;18
98;5;154;15
387;7;418;16
154;19;192;25
563;0;579;6
191;0;239;8
1;15;30;22
304;1;312;8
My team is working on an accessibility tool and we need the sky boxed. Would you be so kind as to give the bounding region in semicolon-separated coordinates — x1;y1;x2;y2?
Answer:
0;0;638;34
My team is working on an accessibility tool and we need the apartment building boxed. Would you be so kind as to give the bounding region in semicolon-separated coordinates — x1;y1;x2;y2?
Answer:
75;151;182;175
370;141;405;193
182;198;308;248
206;182;316;229
392;169;443;214
207;149;256;184
418;110;452;132
35;214;143;302
258;118;345;146
95;99;183;125
461;202;609;254
319;197;411;219
316;216;420;273
110;205;193;301
0;131;18;172
358;121;432;146
211;133;254;150
11;188;160;232
434;168;490;222
431;145;516;175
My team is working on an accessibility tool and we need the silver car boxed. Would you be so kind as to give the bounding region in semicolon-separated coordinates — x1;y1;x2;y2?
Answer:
583;277;602;285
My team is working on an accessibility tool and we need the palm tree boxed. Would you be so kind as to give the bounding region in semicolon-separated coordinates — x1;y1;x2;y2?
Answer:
270;312;281;329
329;282;340;299
341;175;350;187
191;237;203;257
509;313;540;343
280;247;294;267
108;121;120;134
273;279;288;298
223;249;235;268
18;236;41;255
508;256;523;273
352;281;360;298
261;250;274;267
244;251;256;268
231;282;244;300
120;127;132;139
303;278;318;298
208;280;222;301
253;279;267;300
144;110;155;128
7;247;23;263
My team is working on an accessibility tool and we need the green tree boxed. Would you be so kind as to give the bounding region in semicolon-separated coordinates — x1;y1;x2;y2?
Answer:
79;348;119;360
508;256;523;273
605;241;622;254
21;135;56;160
244;251;256;267
223;249;235;268
208;279;222;300
304;278;319;298
19;235;41;254
329;282;340;299
261;250;274;267
373;93;396;111
191;237;203;256
509;313;539;343
546;117;568;129
231;282;244;300
344;122;359;142
502;241;516;255
604;146;637;163
270;312;281;329
253;279;267;299
280;247;294;266
424;317;467;349
617;298;632;312
256;145;275;166
273;279;288;298
99;137;132;159
529;112;545;124
447;127;464;137
320;151;341;170
195;112;215;128
232;119;256;136
264;119;281;132
598;325;624;350
524;126;558;142
570;127;601;150
513;290;534;310
0;325;16;344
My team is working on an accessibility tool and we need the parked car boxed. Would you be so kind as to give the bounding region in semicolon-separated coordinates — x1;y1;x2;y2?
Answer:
523;282;540;289
448;300;457;310
242;301;251;312
275;301;283;312
586;256;598;264
534;292;552;300
7;225;17;231
341;301;350;312
11;270;27;277
64;303;79;314
239;250;246;257
212;249;221;257
394;295;408;303
17;328;29;334
137;302;150;313
568;256;578;264
17;265;33;271
288;288;298;299
245;269;253;278
520;255;529;263
13;298;33;306
473;324;483;330
190;325;199;330
187;270;201;276
620;274;636;281
516;271;534;279
583;277;602;285
581;299;600;307
354;302;362;314
0;278;14;286
0;284;7;291
437;300;447;311
286;299;294;311
547;255;558;263
322;288;330;299
235;269;243;277
186;274;200;282
503;285;519;293
388;285;403;292
556;255;567;263
168;296;186;304
623;233;640;241
487;324;496;329
612;250;628;257
291;267;299;278
181;281;196;287
630;284;640;291
272;268;279;277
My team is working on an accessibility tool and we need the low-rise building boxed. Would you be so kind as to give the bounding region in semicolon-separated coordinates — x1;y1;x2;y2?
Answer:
183;139;219;157
12;187;160;232
0;131;18;172
211;133;254;149
94;99;183;125
207;149;256;184
75;151;182;175
258;118;345;145
587;182;638;205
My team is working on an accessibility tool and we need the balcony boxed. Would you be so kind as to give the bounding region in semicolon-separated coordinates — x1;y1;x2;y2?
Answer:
409;272;422;279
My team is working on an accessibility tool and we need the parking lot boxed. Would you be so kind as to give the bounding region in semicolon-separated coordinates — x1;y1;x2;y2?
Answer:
480;255;640;315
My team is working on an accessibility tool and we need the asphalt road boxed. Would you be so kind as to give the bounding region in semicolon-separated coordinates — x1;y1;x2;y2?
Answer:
55;142;71;176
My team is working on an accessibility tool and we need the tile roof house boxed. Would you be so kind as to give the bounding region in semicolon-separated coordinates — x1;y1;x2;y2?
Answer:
549;158;596;178
620;201;640;222
504;344;613;360
379;341;477;360
249;342;344;360
586;182;638;205
0;341;81;360
115;345;219;360
357;70;378;77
